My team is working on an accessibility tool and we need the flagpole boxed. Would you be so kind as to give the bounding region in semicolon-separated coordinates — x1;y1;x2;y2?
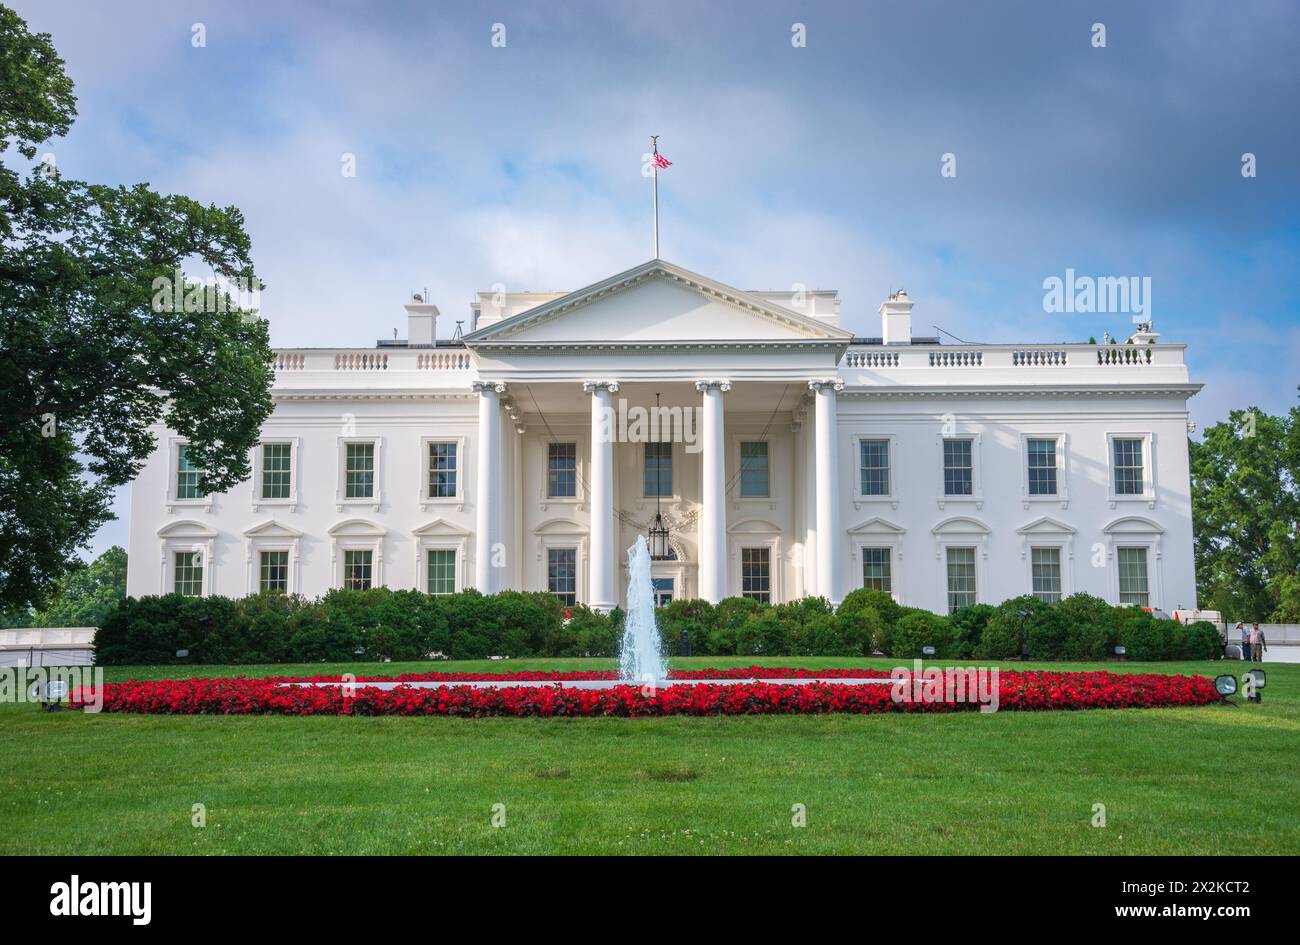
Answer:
651;135;660;258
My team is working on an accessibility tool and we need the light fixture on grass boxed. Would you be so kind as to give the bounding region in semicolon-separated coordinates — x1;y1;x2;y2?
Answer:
1213;674;1238;704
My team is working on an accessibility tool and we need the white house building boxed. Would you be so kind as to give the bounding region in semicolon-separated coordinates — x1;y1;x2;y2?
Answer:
126;258;1201;614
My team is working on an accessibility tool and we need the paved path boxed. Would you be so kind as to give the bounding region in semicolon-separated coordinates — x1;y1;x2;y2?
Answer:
282;677;898;691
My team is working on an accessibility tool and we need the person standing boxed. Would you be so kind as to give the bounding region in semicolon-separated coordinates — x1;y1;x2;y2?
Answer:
1250;623;1267;663
1238;623;1251;660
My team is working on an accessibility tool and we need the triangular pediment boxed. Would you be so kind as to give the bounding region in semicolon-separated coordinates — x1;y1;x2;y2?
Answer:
847;516;906;536
463;259;853;347
412;517;471;538
1016;516;1076;536
244;519;304;539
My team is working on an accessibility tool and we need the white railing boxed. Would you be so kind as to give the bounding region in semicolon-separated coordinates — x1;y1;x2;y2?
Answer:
1012;349;1068;367
271;348;475;373
839;343;1187;383
843;350;900;368
929;350;983;367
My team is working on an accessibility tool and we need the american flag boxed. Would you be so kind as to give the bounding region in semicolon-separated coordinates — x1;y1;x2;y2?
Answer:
652;151;671;169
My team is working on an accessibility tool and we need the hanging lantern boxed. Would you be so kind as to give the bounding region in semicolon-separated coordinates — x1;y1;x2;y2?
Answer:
648;511;671;561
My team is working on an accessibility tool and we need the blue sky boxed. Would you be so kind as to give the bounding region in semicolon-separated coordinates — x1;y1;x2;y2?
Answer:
11;0;1299;560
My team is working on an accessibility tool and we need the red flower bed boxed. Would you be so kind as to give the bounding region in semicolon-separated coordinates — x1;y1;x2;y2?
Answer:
70;668;1217;717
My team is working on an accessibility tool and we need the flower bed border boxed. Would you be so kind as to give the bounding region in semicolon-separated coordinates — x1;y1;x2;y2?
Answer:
71;668;1218;717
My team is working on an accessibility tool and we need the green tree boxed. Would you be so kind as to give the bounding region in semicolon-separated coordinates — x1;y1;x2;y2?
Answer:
0;7;273;612
1189;399;1300;622
1;546;127;628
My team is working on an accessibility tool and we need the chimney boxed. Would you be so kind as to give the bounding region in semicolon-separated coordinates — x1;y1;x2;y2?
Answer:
880;289;913;345
404;294;439;347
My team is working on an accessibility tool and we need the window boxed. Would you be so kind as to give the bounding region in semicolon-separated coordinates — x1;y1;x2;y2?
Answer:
946;547;976;612
862;548;892;593
345;443;375;499
859;439;890;496
943;439;973;496
174;551;203;596
1117;547;1149;606
427;548;456;595
343;549;373;590
547;548;577;606
1030;547;1062;602
645;442;672;497
740;547;771;603
739;441;770;497
1026;438;1057;496
259;550;289;593
547;442;577;498
427;442;458;499
176;447;203;499
1112;438;1144;495
261;443;291;499
652;577;674;609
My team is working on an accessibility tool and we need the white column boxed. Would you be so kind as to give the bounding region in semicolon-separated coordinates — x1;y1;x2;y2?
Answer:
696;379;730;603
584;380;619;611
473;381;505;593
810;378;844;605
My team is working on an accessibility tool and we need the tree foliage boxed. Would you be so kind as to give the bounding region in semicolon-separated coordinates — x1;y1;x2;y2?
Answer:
0;7;273;611
1189;399;1300;622
1;545;126;628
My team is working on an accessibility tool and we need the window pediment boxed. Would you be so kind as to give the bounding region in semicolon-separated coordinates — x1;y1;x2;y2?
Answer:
328;518;386;538
244;519;304;539
157;520;217;540
1103;515;1164;536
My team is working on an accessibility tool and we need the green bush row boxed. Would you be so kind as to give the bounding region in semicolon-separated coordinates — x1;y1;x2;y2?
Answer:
95;587;1223;665
94;589;622;664
655;589;1215;661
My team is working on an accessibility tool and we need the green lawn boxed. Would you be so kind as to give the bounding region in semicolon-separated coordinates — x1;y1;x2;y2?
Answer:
2;657;1296;855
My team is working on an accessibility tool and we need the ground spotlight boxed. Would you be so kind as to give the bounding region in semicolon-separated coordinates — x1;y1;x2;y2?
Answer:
1213;674;1238;704
41;679;67;712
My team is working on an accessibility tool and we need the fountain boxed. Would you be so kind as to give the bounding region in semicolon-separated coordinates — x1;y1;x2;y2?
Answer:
619;536;668;684
284;537;893;692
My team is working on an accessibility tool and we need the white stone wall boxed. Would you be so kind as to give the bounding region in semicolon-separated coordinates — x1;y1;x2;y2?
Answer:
128;387;1197;612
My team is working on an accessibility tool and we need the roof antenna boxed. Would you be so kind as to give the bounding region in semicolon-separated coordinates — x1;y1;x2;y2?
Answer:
933;324;979;345
452;319;464;342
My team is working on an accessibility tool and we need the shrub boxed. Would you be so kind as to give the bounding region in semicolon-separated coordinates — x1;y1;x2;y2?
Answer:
568;604;622;658
1053;593;1115;660
1178;621;1222;661
1116;608;1176;661
947;604;995;658
837;588;901;653
92;587;1220;665
974;596;1042;660
890;611;956;659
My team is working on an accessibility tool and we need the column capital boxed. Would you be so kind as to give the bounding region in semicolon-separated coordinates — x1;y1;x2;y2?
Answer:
582;380;620;394
808;377;844;393
694;379;732;393
472;380;508;395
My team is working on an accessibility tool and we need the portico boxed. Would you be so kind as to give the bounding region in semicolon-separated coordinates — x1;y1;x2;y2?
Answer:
462;259;855;608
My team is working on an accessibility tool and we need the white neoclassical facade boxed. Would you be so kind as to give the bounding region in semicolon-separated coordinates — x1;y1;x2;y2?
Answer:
126;259;1202;614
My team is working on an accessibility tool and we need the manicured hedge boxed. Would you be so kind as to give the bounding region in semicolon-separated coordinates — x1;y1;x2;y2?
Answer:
95;587;1225;665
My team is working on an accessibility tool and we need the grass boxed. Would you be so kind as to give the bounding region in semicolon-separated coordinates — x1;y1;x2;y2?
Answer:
2;656;1296;855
